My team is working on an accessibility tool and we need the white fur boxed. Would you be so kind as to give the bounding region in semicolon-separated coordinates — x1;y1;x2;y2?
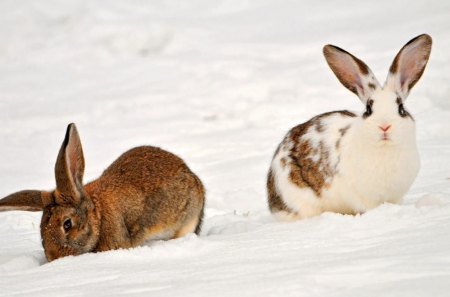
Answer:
271;89;420;220
270;35;430;220
272;139;322;218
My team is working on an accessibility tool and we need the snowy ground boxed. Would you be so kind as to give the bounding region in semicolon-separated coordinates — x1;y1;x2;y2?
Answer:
0;1;450;296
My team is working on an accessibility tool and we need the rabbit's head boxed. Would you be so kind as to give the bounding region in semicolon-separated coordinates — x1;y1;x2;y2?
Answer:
40;124;100;261
0;124;100;261
323;34;432;147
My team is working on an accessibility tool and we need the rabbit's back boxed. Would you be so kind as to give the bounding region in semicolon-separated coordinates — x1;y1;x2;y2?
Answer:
268;111;357;220
85;146;205;249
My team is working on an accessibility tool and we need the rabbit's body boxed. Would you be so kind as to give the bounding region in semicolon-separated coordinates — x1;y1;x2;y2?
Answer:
268;34;431;221
1;125;205;261
268;109;420;221
82;146;205;251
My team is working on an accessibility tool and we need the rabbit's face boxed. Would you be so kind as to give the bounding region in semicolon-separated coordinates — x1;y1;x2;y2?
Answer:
40;195;99;262
360;89;416;147
323;34;430;149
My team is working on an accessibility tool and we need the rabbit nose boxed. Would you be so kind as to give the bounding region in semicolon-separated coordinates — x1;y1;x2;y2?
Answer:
379;125;391;132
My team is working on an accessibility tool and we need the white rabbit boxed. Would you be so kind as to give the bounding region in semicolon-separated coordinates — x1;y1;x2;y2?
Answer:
267;34;432;221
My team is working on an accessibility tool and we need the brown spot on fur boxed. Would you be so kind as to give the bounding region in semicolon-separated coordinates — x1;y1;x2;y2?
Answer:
368;83;376;90
267;169;294;214
268;110;356;197
288;137;332;196
339;125;351;136
315;121;324;132
335;125;351;150
280;157;287;168
267;111;354;213
334;110;356;118
307;111;356;132
285;112;354;196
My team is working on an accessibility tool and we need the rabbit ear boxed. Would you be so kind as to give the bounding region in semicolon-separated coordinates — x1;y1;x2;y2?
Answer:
0;190;44;211
384;34;432;100
323;45;380;104
54;123;85;206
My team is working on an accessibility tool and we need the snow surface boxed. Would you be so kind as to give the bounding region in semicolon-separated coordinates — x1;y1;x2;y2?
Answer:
0;0;450;296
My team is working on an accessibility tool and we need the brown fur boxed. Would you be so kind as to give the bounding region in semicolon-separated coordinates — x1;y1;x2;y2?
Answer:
338;125;351;136
324;45;370;75
82;146;205;251
389;34;432;91
336;125;351;150
323;45;371;96
267;111;355;212
0;124;205;262
268;34;432;219
0;190;43;211
288;131;332;196
267;169;292;213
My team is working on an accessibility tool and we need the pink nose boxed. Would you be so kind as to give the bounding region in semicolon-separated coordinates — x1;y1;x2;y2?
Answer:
379;125;391;132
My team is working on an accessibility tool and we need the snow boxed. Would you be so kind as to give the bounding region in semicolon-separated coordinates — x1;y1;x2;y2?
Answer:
0;0;449;296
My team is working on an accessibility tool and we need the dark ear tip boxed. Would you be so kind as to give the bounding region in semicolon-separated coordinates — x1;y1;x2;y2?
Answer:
407;34;432;47
63;123;77;147
323;44;349;57
68;123;77;131
423;34;432;46
323;45;333;56
418;33;432;41
323;44;336;51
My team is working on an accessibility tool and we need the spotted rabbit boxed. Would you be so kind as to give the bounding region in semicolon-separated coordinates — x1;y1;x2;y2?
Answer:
268;34;432;221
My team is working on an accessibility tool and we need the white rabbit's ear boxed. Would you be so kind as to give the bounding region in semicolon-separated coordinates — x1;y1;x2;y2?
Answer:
323;45;380;104
385;34;432;100
0;190;44;211
54;123;85;206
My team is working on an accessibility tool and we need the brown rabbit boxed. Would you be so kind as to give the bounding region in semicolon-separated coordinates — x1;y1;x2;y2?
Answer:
0;123;205;262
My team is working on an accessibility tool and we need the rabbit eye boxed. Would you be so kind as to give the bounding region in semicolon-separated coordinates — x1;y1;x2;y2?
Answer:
398;103;407;117
63;218;72;232
363;100;373;118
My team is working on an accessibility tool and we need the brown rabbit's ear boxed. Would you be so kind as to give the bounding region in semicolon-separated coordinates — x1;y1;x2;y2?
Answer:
54;123;85;206
384;34;432;100
0;190;44;211
323;45;381;104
